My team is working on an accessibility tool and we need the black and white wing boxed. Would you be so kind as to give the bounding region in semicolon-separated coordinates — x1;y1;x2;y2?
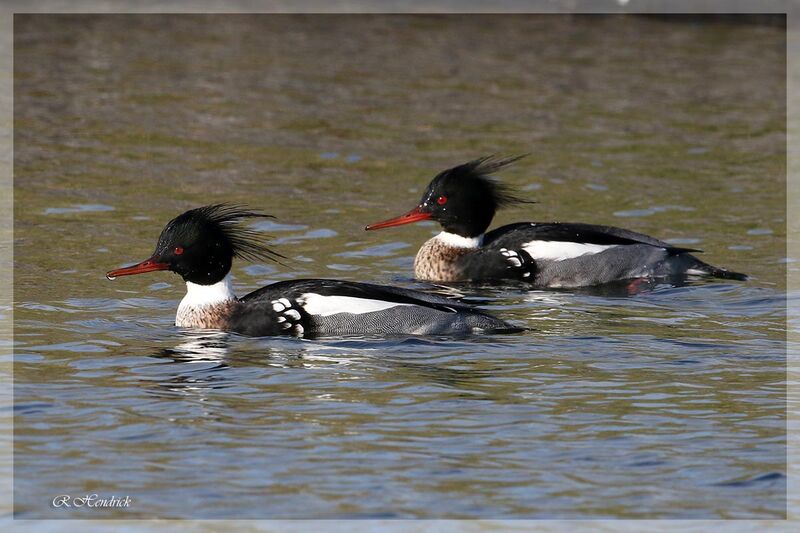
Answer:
484;222;701;258
241;279;518;336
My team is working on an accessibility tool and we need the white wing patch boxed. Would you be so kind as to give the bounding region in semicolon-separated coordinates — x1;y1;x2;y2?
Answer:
298;293;414;317
522;241;619;261
499;248;523;267
270;298;306;336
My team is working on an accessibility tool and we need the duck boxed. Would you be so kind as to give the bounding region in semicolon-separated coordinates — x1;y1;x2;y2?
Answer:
106;204;520;338
365;156;747;288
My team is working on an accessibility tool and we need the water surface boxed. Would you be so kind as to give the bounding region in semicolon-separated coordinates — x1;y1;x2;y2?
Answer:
13;14;786;519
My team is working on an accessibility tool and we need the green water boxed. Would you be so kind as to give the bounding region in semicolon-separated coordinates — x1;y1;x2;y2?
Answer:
13;14;786;519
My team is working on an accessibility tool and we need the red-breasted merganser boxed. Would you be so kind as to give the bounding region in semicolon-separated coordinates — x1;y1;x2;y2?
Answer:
365;156;747;288
106;204;519;337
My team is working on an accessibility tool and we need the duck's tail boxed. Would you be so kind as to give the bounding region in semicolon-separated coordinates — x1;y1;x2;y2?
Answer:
688;258;749;281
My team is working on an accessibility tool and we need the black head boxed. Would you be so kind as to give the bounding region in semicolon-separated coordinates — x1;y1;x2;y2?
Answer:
106;204;282;285
365;155;530;237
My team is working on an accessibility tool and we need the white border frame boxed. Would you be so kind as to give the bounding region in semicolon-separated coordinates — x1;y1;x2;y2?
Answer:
1;2;793;531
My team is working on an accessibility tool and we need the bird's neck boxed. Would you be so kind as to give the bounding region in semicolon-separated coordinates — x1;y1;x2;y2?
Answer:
431;231;484;249
414;232;483;282
176;273;237;328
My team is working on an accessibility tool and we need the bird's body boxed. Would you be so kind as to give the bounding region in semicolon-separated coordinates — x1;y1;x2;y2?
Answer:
107;205;518;338
366;157;747;287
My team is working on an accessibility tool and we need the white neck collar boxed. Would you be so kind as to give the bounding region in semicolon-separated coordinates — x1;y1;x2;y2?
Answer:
433;231;483;248
178;273;236;311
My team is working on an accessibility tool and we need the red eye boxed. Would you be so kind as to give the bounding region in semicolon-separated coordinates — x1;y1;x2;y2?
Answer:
174;246;184;255
437;195;447;205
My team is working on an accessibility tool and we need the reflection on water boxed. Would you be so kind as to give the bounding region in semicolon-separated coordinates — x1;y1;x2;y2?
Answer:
13;14;786;519
162;331;233;362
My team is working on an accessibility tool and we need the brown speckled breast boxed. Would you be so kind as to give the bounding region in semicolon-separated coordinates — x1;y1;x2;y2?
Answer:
414;239;473;282
175;300;238;330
